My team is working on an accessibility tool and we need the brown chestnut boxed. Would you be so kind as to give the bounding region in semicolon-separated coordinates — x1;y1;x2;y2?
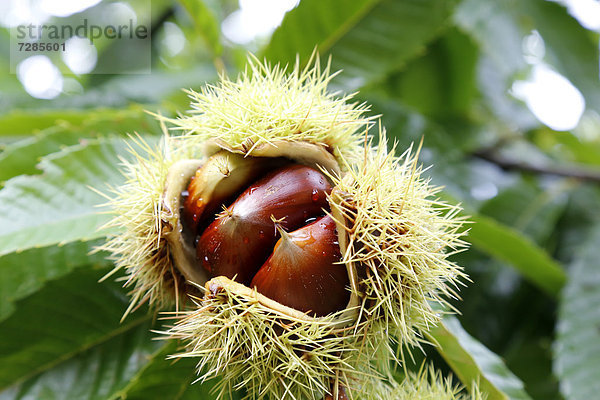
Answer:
196;164;332;284
250;215;349;317
323;386;349;400
183;152;283;234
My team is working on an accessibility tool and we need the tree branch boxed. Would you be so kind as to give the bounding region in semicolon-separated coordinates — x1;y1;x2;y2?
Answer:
151;7;176;36
474;149;600;183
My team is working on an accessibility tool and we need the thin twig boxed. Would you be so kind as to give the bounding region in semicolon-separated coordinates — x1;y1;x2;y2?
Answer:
151;7;176;36
474;149;600;183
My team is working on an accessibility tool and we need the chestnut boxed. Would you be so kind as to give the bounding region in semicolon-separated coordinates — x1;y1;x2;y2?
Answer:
196;164;332;284
250;215;350;317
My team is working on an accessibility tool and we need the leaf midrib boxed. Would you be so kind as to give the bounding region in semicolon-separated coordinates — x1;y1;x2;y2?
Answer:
0;211;113;257
1;315;151;391
108;342;198;400
316;0;382;58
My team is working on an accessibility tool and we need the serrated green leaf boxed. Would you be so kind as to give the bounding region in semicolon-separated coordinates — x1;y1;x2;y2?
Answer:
264;0;378;66
0;127;86;183
0;108;150;138
0;137;150;257
554;225;600;400
265;0;457;90
328;0;458;90
0;321;155;400
0;267;152;393
113;343;200;400
0;109;159;183
117;342;243;400
0;111;88;138
467;212;566;296
0;240;109;323
428;316;532;400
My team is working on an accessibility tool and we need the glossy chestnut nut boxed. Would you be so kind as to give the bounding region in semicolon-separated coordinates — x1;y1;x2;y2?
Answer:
182;153;284;234
323;386;349;400
196;164;332;284
250;215;349;317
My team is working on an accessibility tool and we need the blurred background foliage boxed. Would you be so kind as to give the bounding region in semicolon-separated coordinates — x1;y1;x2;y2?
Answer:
0;0;599;399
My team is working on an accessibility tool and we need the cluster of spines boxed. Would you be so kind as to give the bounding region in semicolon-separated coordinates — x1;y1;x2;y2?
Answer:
156;54;374;164
164;287;484;400
97;134;204;315
162;285;370;400
328;130;468;353
365;364;485;400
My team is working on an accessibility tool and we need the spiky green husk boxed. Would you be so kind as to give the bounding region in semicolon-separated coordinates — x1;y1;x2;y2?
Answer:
367;365;485;400
98;135;205;315
164;286;484;400
327;129;468;367
156;54;372;164
163;283;372;400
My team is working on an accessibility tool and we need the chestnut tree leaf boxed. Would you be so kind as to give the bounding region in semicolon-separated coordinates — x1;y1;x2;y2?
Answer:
554;224;600;400
0;266;237;400
117;341;243;400
327;0;458;90
0;137;156;257
0;323;156;400
0;107;152;138
264;0;379;66
0;267;153;395
0;127;89;184
467;212;566;297
0;110;89;138
428;315;533;400
0;109;159;183
0;240;109;324
264;0;457;90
